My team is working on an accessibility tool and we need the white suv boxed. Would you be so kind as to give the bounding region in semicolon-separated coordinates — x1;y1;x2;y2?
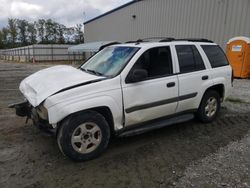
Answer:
10;38;233;161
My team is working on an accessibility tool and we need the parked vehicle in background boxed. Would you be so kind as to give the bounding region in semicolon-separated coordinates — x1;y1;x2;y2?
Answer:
10;38;233;161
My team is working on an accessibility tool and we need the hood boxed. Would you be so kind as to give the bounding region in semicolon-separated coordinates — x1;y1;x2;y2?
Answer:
20;65;103;107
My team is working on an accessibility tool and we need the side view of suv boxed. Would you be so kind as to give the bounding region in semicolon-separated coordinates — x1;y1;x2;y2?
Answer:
10;38;233;161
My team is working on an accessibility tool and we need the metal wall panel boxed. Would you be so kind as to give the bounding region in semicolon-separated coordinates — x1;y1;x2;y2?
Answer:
0;44;77;62
85;0;250;49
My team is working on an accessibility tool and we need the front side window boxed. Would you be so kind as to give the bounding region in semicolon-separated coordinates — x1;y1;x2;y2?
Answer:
81;46;139;77
201;45;229;68
128;46;173;80
176;45;205;73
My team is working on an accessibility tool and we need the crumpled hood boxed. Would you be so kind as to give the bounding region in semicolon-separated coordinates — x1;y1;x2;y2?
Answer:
20;65;102;107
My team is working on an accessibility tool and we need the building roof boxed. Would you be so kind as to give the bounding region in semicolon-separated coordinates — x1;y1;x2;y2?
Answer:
84;0;141;25
68;41;119;53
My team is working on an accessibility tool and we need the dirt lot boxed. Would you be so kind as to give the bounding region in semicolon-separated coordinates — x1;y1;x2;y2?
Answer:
0;60;250;188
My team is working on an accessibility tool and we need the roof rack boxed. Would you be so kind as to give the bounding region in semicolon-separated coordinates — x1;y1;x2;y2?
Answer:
142;37;174;41
125;39;144;44
99;42;121;51
125;38;213;44
174;38;214;43
159;38;175;42
125;37;175;43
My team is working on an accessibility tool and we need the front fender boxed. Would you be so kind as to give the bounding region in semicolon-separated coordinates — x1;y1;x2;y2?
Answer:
46;95;123;130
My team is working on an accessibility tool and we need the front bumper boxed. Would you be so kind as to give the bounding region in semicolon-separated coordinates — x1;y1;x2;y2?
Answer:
9;100;55;134
8;100;31;117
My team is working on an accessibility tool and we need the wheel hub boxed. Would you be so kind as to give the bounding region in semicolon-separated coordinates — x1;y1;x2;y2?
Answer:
71;122;102;154
82;133;91;140
205;97;217;118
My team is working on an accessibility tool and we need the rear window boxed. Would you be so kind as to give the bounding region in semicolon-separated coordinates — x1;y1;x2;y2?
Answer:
201;45;229;68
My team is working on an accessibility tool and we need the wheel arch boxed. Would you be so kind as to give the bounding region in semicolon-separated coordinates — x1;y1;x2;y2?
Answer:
204;84;225;101
197;83;225;110
56;106;115;136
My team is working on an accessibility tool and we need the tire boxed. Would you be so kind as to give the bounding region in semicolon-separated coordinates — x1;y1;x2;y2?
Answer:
196;90;221;123
57;111;110;161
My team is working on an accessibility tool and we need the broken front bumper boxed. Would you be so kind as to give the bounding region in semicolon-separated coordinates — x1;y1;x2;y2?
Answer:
8;100;31;117
9;100;55;133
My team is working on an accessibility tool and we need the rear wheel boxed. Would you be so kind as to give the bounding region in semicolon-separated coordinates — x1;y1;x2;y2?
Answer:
57;111;110;161
196;90;221;123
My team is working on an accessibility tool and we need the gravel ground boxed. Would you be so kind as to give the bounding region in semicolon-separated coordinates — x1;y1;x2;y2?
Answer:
174;78;250;188
229;79;250;102
0;60;250;188
176;131;250;188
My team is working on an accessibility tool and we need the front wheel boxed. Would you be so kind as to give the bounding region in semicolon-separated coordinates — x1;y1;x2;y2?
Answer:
196;90;221;123
57;111;110;161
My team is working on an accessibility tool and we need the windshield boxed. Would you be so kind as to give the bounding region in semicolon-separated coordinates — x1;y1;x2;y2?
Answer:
81;46;139;77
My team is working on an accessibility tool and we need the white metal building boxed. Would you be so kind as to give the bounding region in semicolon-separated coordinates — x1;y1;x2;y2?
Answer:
0;44;83;62
84;0;250;49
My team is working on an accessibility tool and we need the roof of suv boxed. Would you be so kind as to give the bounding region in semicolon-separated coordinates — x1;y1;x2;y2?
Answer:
114;41;217;48
112;38;217;48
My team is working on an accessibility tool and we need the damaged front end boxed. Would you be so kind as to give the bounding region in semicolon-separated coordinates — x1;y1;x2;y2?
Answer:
9;100;55;134
8;100;31;118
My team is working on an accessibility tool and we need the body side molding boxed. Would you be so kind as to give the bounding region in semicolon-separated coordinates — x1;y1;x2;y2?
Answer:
125;92;197;113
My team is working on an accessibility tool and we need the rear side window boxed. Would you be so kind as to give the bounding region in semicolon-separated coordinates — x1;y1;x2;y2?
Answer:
176;45;205;73
201;45;229;68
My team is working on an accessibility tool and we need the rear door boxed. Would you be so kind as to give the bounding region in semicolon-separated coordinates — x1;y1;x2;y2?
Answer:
201;45;232;98
174;44;212;112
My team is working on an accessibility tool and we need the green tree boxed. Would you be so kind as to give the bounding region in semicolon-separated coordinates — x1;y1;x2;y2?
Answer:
27;22;37;44
64;27;74;44
45;19;55;43
57;24;66;44
0;17;84;48
17;19;29;46
0;30;4;49
1;27;10;48
8;18;18;47
74;24;84;43
28;23;37;44
36;19;46;43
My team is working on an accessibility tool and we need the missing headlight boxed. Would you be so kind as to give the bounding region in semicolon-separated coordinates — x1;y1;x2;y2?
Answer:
36;104;48;120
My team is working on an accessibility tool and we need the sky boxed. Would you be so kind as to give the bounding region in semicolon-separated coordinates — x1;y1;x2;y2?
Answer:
0;0;131;28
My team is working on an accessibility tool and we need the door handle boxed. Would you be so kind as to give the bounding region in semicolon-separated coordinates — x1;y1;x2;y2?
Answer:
166;82;175;87
202;75;209;80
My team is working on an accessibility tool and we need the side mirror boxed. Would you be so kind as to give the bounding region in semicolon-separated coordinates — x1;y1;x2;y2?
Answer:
129;69;148;83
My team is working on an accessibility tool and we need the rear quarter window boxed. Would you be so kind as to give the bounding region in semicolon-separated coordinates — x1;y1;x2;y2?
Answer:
201;45;229;68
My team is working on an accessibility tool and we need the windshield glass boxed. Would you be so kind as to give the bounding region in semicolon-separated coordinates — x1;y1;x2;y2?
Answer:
81;46;139;77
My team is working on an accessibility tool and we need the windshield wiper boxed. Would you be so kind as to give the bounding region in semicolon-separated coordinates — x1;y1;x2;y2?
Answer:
80;67;104;76
86;69;104;76
80;67;87;72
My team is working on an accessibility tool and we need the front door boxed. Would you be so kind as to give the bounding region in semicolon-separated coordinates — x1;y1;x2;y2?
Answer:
122;46;179;126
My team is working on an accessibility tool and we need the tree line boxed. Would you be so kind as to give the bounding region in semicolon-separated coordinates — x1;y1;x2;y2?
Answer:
0;18;84;49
